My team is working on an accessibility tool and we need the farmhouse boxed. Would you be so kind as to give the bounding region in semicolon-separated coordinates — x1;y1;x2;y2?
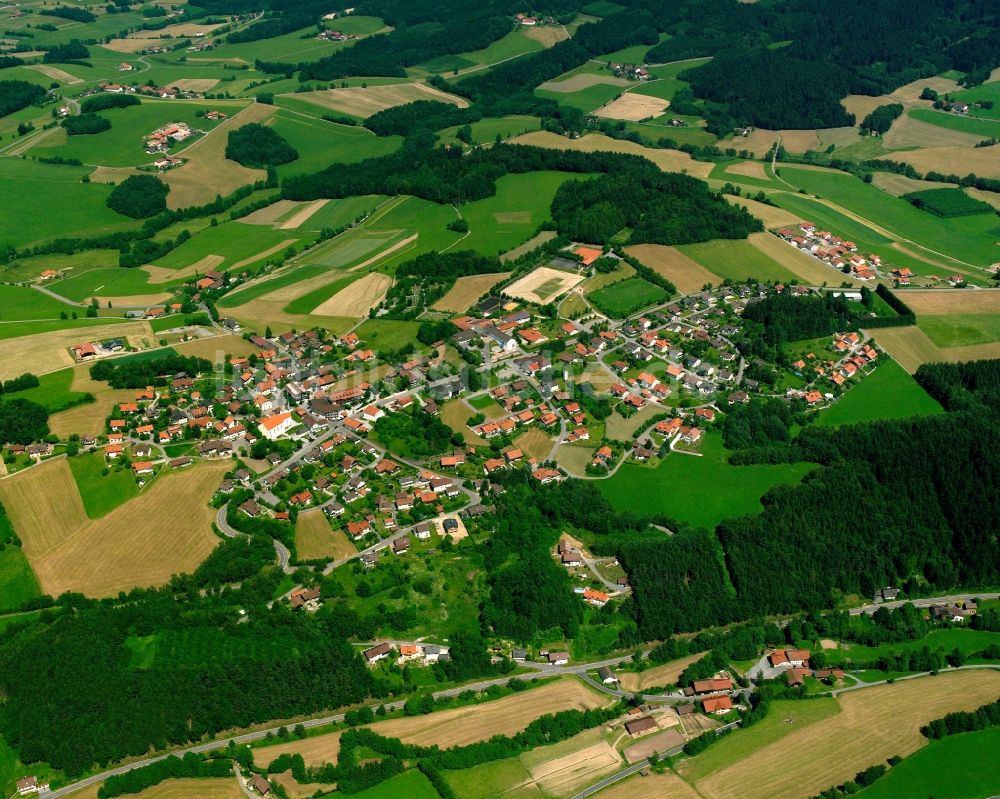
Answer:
702;695;733;714
624;716;658;736
769;649;810;668
16;776;49;796
363;642;392;664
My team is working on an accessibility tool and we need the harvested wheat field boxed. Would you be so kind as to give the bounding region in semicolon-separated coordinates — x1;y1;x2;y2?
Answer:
625;244;717;293
130;22;226;38
89;166;143;184
869;324;1000;371
162;103;272;209
596;771;702;799
900;290;1000;314
0;458;228;597
253;731;344;769
965;187;1000;210
888;145;1000;179
724;195;803;228
373;679;612;748
513;427;554;461
432;272;510;312
594;93;669;121
725;161;769;180
840;94;890;121
174;333;259;360
748;232;863;286
511;131;713;178
241;200;301;226
538;74;629;93
617;653;706;693
557;444;596;476
166;78;220;92
295;509;355;561
312;272;392;316
523;25;569;46
890;76;961;106
0;321;153;380
883;113;981;149
504;265;584;303
280;199;329;230
502;230;557;262
871;172;952;196
144;254;225;284
26;64;81;84
101;38;181;53
48;364;136;439
525;730;622;796
296;83;468;118
269;770;336;799
441;399;486;445
111;779;240;799
696;669;1000;799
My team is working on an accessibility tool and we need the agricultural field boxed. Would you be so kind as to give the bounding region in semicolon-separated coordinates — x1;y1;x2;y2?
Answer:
459;171;572;256
854;728;1000;799
510;131;714;178
289;83;468;120
593;92;669;121
625;244;718;293
746;232;863;286
816;358;942;427
415;28;546;74
432;272;511;313
67;451;140;519
0;458;228;597
294;511;356;561
617;652;706;692
71;778;242;799
906;107;1000;138
265;111;401;177
693;670;1000;799
346;769;440;799
822;628;1000;667
677;239;799;284
150;220;305;276
311;272;392;317
47;364;139;439
0;321;154;381
438;114;541;148
353;319;423;352
919;314;1000;347
0;547;41;612
868;325;1000;373
586;277;667;317
598;433;815;530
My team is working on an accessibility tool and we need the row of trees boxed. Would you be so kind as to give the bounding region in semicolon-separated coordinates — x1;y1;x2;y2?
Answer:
90;353;212;388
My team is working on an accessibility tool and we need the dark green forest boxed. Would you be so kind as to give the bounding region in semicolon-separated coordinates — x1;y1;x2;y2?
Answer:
0;80;45;118
225;123;299;168
106;174;170;219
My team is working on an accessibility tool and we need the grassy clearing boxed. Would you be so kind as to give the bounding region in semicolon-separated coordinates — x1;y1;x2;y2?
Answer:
679;698;839;783
587;277;667;317
854;728;1000;799
920;313;1000;347
822;629;1000;667
267;111;401;178
0;547;41;612
460;171;570;256
677;239;799;283
598;432;814;529
695;670;1000;799
816;358;942;427
67;452;140;519
443;757;541;799
348;769;440;799
353;319;423;352
0;160;131;250
439;115;541;148
10;368;89;412
295;510;356;561
908;107;1000;137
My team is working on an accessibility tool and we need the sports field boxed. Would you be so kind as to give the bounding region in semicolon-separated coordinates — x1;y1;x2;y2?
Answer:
587;277;667;317
598;433;814;529
504;266;585;303
817;358;942;427
677;239;799;284
432;273;511;312
694;670;1000;799
0;458;228;597
294;510;355;561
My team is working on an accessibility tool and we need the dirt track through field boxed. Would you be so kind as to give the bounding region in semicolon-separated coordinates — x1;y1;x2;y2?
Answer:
26;64;81;84
311;271;391;316
0;459;228;597
696;670;1000;799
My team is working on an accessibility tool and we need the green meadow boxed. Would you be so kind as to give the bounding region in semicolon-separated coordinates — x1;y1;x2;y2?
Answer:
6;368;89;412
908;107;1000;137
598;433;815;529
268;111;402;178
678;239;798;283
68;452;140;519
816;358;942;427
459;171;569;256
354;319;423;352
823;628;1000;667
0;160;133;249
587;277;667;317
778;167;1000;269
28;99;248;168
47;267;161;302
0;548;40;613
152;220;310;272
438;114;541;147
919;313;1000;347
416;29;544;74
